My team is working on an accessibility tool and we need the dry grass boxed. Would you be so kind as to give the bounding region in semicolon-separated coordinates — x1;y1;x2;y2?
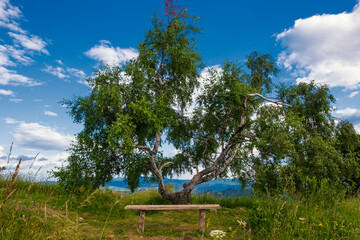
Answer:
0;157;22;212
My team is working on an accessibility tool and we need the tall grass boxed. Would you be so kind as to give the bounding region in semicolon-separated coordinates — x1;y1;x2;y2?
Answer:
1;154;360;239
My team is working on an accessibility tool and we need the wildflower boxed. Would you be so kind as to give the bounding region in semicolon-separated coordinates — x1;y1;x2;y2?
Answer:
210;230;226;239
333;221;338;226
206;218;211;228
318;223;323;227
237;220;247;228
22;215;25;218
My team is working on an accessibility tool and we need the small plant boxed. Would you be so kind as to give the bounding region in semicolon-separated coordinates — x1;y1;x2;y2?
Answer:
210;229;226;239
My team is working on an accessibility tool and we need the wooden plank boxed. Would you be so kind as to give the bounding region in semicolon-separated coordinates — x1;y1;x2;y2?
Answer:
124;204;220;211
139;210;146;232
199;209;206;232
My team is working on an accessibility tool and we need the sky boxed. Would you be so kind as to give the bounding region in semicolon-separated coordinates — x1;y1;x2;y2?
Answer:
0;0;360;179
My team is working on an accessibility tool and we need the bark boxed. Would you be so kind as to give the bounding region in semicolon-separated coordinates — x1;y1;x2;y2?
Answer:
157;181;194;204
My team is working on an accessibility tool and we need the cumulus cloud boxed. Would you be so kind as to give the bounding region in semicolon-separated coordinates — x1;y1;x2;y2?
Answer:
335;107;360;122
0;152;69;179
85;40;138;65
44;110;57;117
4;117;19;124
181;65;223;116
42;65;68;79
66;67;86;78
8;32;49;55
42;64;86;81
6;119;74;151
349;91;359;98
0;66;40;86
0;88;13;95
354;123;360;134
277;2;360;89
0;145;4;156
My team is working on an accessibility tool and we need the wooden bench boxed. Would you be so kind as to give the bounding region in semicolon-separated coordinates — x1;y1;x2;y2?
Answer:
124;204;220;232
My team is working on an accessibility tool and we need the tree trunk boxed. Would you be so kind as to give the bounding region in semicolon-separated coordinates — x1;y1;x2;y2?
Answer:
158;182;193;204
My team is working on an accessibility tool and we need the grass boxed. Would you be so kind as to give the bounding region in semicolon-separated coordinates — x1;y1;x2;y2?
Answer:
1;159;360;239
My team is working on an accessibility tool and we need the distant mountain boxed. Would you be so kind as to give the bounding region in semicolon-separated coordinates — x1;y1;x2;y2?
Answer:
39;178;252;197
106;177;251;197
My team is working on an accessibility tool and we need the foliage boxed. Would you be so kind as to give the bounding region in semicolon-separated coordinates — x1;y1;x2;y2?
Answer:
53;0;360;204
236;81;360;198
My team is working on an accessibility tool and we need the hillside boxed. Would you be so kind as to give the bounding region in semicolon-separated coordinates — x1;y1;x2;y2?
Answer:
106;178;252;197
2;176;360;239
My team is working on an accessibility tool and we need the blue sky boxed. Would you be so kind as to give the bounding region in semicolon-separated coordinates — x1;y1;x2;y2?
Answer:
0;0;359;178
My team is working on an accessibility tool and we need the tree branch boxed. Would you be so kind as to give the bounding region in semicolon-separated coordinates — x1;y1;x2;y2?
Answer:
153;132;161;154
159;162;174;172
201;143;241;182
135;145;152;153
241;133;259;141
245;93;292;108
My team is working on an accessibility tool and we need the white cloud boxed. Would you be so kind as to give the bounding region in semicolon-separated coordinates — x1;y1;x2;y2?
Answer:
9;98;22;102
0;88;13;95
85;40;138;65
277;2;360;89
42;65;68;79
43;65;87;81
6;119;74;151
66;67;86;78
182;65;223;117
0;0;25;33
0;44;33;66
4;117;20;124
349;91;359;98
8;32;49;55
0;44;14;66
0;152;69;180
335;107;360;122
354;123;360;134
56;59;64;65
0;1;48;89
44;111;57;117
6;44;32;64
0;65;40;87
196;65;223;98
0;145;4;156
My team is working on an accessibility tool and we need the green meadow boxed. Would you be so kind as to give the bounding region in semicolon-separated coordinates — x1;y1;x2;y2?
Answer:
1;172;360;239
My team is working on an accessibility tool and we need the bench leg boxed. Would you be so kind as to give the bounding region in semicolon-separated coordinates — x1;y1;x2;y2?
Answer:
199;209;206;232
139;210;146;232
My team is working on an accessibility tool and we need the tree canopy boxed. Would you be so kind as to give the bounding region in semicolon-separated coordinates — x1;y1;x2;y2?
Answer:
54;1;360;203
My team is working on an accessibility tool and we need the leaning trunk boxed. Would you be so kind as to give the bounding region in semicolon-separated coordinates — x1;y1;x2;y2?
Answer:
158;182;193;204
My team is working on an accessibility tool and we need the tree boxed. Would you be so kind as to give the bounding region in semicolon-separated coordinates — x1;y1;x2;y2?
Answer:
53;1;343;203
334;120;360;194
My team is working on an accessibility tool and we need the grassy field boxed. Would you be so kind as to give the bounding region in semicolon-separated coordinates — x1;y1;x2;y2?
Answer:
1;170;360;239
